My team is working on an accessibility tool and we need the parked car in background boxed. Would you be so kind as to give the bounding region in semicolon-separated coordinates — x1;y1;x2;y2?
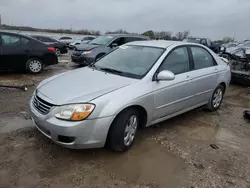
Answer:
183;37;221;53
71;34;150;65
68;36;96;50
30;40;231;152
30;35;68;56
58;36;74;46
0;31;58;73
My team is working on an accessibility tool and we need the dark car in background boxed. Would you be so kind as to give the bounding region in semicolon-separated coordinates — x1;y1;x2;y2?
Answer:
183;37;221;53
71;34;150;65
0;32;58;73
30;35;68;56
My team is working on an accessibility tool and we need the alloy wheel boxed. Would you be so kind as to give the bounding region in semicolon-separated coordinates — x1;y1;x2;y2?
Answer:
124;115;138;146
212;88;223;108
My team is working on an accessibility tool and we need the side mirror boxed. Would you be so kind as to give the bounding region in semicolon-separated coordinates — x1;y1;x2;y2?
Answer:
156;70;175;81
111;43;118;48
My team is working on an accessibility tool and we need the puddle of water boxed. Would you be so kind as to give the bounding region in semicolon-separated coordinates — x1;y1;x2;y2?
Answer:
0;116;33;134
103;138;188;187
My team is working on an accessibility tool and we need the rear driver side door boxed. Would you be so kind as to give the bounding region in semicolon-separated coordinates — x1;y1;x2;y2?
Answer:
188;46;219;105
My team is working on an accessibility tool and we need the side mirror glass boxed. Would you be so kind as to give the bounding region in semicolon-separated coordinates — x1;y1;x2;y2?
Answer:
111;43;118;48
156;70;175;81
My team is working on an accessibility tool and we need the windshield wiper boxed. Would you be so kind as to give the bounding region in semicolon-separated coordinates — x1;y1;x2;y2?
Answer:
88;63;98;69
99;67;124;75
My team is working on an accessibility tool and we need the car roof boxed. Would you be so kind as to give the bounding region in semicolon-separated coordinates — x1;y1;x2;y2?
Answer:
104;33;150;39
126;40;208;49
126;40;183;48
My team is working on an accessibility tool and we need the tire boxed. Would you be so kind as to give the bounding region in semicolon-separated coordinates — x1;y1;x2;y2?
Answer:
206;85;225;111
26;58;43;73
55;48;61;57
107;108;139;152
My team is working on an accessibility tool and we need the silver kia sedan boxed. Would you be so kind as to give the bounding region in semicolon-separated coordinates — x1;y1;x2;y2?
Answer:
29;40;231;152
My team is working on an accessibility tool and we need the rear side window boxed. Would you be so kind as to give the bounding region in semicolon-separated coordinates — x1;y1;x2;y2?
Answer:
60;37;72;40
191;46;216;70
1;34;21;46
159;47;190;75
21;38;30;44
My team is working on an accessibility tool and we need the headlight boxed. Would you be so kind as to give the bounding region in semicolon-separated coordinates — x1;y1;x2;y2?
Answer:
82;50;92;55
55;104;95;121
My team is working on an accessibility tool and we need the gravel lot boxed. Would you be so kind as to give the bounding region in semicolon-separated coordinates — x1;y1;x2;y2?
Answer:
0;54;250;188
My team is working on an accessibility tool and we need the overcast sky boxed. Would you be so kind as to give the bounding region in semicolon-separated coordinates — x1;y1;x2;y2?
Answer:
0;0;250;40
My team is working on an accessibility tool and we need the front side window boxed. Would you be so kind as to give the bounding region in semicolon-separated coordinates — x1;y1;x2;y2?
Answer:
93;45;164;79
159;47;190;75
89;36;114;45
1;35;21;46
191;46;216;70
111;37;125;46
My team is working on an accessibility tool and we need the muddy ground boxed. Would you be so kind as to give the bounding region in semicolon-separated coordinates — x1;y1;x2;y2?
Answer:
0;54;250;188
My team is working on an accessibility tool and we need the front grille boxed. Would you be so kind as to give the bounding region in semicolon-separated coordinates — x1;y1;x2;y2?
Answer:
73;50;83;56
33;95;54;115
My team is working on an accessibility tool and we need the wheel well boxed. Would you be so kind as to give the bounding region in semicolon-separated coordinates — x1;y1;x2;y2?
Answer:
219;82;226;93
105;105;148;147
116;105;148;127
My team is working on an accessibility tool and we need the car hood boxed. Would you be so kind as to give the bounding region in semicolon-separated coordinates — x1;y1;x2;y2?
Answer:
37;67;137;105
75;43;101;51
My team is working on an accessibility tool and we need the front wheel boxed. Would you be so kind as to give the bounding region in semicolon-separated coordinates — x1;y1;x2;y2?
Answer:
107;109;139;152
206;85;225;111
26;58;43;73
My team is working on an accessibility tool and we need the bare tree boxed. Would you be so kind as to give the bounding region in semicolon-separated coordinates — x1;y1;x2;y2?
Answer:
182;30;190;39
175;32;183;41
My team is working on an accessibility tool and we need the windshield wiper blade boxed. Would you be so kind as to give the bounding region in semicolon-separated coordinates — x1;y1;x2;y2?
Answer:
99;68;124;75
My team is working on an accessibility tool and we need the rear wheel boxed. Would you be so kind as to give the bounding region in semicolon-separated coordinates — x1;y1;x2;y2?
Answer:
207;85;225;111
55;48;61;56
107;108;139;152
26;58;43;73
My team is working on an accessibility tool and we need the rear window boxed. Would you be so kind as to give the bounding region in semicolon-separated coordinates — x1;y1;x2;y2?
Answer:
60;37;72;40
183;38;201;44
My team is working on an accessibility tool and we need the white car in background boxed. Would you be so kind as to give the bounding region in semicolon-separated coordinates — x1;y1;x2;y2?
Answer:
68;36;96;49
58;36;74;46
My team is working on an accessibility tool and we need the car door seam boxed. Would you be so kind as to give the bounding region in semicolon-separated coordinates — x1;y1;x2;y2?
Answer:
156;95;194;110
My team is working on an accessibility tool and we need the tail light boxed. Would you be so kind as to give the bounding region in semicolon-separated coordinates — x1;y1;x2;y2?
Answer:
48;47;56;54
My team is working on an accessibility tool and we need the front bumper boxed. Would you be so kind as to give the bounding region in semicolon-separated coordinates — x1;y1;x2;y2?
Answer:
71;55;95;65
29;98;114;149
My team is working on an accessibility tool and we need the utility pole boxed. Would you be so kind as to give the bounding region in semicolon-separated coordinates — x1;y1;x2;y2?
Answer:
0;14;2;27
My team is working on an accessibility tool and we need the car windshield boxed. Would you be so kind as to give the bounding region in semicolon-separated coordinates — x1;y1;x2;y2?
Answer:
88;36;114;45
93;45;164;79
183;38;201;44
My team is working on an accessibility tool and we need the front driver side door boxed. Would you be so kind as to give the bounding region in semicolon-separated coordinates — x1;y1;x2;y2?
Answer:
152;46;196;121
